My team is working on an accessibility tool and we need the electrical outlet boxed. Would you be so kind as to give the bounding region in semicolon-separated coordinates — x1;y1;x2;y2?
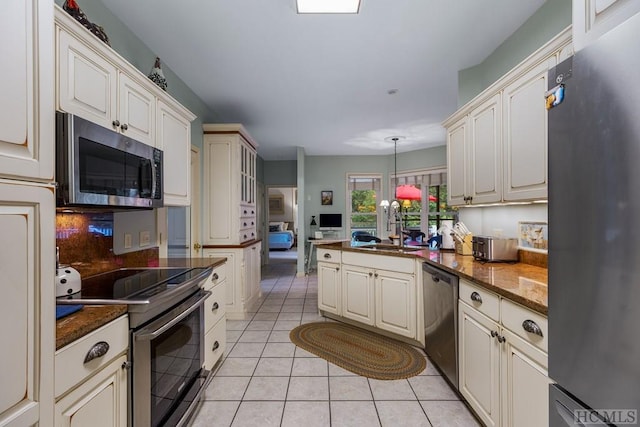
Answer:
124;233;132;249
140;230;151;246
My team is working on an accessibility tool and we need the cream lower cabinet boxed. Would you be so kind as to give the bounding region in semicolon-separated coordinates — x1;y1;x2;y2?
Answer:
458;280;550;427
204;262;227;370
54;316;129;427
54;354;128;427
203;241;261;319
342;265;376;326
319;250;420;343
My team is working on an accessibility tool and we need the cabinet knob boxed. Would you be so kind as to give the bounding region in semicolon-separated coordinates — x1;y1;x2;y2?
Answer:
497;335;507;343
84;341;110;364
244;222;248;226
324;253;331;259
522;320;544;337
112;120;120;128
120;123;128;131
212;341;220;351
470;292;483;304
335;267;340;271
212;302;219;311
374;273;379;278
212;272;219;281
368;272;373;277
490;330;499;338
121;361;131;370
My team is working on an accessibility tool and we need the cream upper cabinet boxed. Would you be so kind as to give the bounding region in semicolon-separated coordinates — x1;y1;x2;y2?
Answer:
55;6;195;206
573;0;640;51
202;124;259;245
469;93;502;204
446;116;469;206
502;58;555;201
444;28;571;206
57;27;156;146
157;100;194;206
0;0;54;182
0;181;55;426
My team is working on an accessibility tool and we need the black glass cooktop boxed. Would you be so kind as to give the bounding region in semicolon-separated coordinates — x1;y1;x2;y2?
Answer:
74;267;209;301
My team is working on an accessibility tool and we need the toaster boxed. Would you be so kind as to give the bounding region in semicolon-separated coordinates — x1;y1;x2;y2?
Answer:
472;236;518;262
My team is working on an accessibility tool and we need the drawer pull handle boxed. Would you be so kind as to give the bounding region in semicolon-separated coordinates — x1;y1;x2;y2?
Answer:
212;273;219;281
212;341;220;351
212;302;219;311
470;292;482;304
522;319;544;337
84;341;110;364
324;253;331;259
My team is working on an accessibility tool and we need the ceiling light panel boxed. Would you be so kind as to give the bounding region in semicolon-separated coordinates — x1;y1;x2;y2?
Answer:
296;0;361;14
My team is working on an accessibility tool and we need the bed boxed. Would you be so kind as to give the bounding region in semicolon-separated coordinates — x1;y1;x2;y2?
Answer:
268;221;295;250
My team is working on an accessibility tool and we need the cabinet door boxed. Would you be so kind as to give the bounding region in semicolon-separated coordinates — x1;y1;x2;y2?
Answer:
503;58;554;201
318;262;341;315
0;0;54;181
203;137;234;244
0;182;55;426
157;99;192;206
458;301;500;427
446;116;468;206
57;28;118;131
573;0;640;51
55;354;128;427
375;270;416;338
341;265;375;326
470;94;502;204
501;328;551;427
118;73;155;146
204;250;239;314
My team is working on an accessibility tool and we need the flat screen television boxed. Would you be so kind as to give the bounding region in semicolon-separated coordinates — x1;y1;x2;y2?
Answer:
319;213;342;230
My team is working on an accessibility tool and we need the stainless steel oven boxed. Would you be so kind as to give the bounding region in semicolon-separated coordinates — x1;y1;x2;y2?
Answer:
58;266;214;426
131;289;211;427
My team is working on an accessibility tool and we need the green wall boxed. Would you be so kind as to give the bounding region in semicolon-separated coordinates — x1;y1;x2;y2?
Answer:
458;0;571;106
263;161;297;186
303;146;446;240
54;0;218;150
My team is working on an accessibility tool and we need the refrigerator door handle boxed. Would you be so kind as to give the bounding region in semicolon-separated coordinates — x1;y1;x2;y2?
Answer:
554;400;586;426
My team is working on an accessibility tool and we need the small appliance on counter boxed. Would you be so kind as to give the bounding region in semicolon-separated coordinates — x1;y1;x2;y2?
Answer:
471;236;518;262
55;247;81;298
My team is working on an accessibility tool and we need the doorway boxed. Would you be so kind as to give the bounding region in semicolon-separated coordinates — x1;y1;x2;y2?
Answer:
266;186;298;264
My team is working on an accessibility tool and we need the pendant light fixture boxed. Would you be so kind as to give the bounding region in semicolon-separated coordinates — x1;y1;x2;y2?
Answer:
380;136;404;234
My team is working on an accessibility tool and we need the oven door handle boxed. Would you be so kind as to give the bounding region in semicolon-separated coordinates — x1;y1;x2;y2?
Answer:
135;291;212;341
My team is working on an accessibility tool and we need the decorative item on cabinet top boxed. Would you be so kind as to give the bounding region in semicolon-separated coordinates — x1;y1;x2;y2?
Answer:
63;0;110;45
148;57;168;91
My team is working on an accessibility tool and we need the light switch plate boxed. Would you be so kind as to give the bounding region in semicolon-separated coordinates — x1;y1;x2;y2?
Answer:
124;233;132;249
140;231;151;246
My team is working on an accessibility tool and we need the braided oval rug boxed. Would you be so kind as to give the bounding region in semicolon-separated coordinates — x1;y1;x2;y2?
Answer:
289;321;426;380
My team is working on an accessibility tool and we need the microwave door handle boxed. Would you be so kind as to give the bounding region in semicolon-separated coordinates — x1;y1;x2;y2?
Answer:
150;159;157;198
135;291;211;341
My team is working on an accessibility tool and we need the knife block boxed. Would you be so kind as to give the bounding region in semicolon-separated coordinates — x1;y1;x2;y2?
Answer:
455;234;473;256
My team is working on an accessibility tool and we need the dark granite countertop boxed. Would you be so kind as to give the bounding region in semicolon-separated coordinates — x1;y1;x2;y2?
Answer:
319;242;548;315
55;257;227;350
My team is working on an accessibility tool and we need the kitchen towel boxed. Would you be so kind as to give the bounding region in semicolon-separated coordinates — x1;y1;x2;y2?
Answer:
56;304;83;320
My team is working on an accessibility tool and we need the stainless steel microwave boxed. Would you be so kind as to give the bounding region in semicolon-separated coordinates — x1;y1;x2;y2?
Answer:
56;112;163;209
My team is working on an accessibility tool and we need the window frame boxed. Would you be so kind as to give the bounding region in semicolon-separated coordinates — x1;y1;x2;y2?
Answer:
346;173;384;239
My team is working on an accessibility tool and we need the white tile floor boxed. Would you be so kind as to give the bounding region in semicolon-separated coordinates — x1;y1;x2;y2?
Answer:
192;255;481;427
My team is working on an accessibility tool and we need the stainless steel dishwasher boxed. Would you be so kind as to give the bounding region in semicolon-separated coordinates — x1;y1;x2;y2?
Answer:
423;262;459;389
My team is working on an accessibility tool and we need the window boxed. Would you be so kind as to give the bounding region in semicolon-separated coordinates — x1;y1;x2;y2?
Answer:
347;175;382;238
391;169;454;239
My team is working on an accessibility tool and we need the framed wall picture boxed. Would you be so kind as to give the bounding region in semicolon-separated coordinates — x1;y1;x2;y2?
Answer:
321;190;333;205
518;221;548;253
269;194;285;215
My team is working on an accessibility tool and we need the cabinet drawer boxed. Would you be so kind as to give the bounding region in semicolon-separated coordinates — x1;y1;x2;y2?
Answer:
239;217;256;230
459;279;500;322
501;299;548;353
317;248;341;263
205;281;226;332
239;228;257;243
205;263;227;290
239;204;256;218
55;315;129;398
204;318;226;371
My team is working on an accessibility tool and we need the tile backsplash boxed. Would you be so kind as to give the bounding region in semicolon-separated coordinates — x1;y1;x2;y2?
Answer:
56;212;158;277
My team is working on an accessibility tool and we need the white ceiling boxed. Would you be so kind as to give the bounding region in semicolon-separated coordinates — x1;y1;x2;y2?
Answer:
103;0;545;160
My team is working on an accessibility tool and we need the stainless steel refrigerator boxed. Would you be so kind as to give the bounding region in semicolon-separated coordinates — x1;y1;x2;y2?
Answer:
548;11;640;427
